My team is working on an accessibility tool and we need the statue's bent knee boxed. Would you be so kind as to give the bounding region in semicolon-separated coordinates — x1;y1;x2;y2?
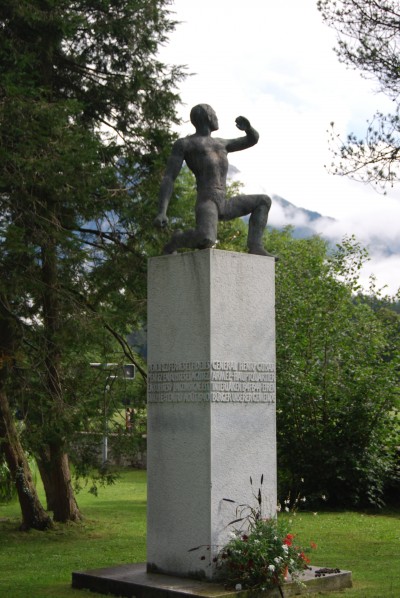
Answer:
259;195;271;210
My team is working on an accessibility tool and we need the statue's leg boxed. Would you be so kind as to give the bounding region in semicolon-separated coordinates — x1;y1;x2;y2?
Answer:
247;195;273;256
221;194;276;258
163;201;218;254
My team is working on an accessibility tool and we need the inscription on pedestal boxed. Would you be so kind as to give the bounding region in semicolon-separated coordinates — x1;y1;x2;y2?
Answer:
148;361;275;403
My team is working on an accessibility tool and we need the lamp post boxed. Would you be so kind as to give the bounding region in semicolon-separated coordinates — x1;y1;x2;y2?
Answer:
102;374;117;465
90;363;135;466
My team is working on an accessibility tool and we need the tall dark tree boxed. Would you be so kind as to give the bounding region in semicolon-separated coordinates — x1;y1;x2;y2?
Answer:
0;0;183;525
318;0;400;188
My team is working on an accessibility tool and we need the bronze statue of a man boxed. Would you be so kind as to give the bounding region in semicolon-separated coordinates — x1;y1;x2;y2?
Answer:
154;104;275;257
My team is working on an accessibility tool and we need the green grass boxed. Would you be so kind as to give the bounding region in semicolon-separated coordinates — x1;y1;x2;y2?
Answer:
289;509;400;597
0;470;399;597
0;469;146;598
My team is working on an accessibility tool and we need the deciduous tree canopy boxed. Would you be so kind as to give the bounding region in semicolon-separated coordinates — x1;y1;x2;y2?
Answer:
270;229;399;507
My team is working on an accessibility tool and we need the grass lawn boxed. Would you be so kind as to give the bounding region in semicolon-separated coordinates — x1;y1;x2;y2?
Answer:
285;509;400;597
0;469;399;598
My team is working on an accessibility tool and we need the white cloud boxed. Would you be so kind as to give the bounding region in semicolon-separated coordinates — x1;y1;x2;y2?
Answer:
268;201;310;230
159;0;400;295
359;253;400;297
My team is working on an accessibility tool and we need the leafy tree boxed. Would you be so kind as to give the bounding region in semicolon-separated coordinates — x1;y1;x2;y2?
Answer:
269;229;399;507
148;165;400;506
149;162;400;506
0;0;183;526
318;0;400;188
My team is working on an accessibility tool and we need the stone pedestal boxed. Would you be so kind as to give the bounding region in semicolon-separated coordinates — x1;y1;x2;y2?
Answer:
147;250;276;579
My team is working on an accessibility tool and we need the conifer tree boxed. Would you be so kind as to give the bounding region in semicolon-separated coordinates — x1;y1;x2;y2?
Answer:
0;0;183;525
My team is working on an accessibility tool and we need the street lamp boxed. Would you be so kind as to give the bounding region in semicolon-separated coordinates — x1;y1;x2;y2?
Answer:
90;363;135;465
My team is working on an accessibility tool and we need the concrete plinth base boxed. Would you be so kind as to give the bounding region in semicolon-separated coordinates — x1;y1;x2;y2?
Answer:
147;250;277;579
72;562;352;597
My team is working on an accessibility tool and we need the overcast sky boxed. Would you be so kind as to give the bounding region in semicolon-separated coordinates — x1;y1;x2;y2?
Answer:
160;0;400;296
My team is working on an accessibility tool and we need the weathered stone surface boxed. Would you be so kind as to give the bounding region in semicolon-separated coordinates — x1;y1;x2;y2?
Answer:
147;250;276;579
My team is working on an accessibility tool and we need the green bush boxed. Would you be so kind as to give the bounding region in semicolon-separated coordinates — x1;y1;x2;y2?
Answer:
269;230;400;508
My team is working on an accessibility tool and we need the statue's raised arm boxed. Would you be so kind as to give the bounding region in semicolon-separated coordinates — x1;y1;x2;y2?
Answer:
225;116;260;153
154;104;277;259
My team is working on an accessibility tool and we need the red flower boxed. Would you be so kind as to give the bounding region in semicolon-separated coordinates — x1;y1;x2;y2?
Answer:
310;542;317;550
284;533;294;546
299;552;311;564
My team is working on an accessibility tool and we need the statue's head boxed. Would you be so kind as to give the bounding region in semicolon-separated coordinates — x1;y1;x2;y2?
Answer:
190;104;219;132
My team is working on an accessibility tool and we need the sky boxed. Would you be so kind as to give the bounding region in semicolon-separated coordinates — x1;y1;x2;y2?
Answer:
159;0;400;296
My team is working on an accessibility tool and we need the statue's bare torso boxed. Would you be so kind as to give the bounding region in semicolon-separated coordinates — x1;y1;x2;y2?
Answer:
180;135;229;199
154;104;275;258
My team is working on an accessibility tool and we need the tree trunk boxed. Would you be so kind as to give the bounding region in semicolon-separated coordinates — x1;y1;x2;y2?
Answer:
0;384;52;530
40;237;82;522
0;392;52;531
36;449;57;512
0;300;52;530
47;444;82;522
